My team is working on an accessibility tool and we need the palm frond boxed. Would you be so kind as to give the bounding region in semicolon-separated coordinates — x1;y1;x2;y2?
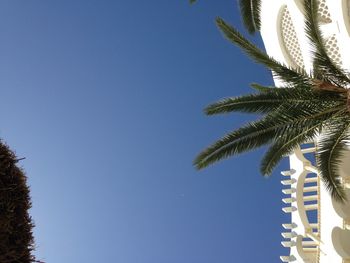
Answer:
261;121;321;175
205;87;343;115
194;119;276;170
190;0;262;34
216;17;309;86
194;103;342;170
239;0;261;34
316;119;350;201
304;0;350;85
260;110;346;176
193;0;350;203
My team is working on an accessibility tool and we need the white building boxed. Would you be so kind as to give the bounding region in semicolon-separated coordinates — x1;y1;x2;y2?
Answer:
259;1;350;262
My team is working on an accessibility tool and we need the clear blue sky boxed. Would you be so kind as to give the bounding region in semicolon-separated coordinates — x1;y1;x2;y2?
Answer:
0;1;289;262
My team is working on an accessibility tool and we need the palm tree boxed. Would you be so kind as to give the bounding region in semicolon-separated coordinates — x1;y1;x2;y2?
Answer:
194;0;350;202
0;142;37;262
190;0;261;34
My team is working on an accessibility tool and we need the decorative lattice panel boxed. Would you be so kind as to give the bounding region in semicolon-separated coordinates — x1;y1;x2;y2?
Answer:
324;35;342;65
280;7;305;69
316;0;332;23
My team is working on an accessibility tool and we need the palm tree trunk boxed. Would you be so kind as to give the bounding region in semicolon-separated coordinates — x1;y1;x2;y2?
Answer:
312;80;347;93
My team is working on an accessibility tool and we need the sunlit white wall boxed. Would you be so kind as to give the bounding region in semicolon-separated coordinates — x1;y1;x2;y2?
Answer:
259;1;350;262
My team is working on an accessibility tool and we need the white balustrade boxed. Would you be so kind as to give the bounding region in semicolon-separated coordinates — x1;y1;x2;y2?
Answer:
309;223;318;229
300;147;316;154
280;255;296;262
303;195;318;202
282;223;298;229
302;240;318;247
281;241;297;247
281;179;297;185
304;177;318;183
282;197;296;204
281;169;296;176
303;186;318;193
282;188;296;194
305;204;318;211
283;206;297;213
282;231;297;238
303;247;317;252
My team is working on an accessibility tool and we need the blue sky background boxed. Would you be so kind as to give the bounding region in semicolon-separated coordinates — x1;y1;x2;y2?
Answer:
0;1;289;262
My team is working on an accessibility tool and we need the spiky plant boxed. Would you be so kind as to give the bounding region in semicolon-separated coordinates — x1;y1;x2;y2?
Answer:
190;0;261;34
194;0;350;202
238;0;261;34
0;141;37;262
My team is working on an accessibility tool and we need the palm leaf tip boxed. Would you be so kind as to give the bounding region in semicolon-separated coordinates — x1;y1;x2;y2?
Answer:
193;149;214;170
259;105;341;176
239;0;261;34
215;17;308;86
193;156;206;170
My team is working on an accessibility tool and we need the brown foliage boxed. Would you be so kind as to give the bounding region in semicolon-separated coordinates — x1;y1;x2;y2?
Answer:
0;142;37;262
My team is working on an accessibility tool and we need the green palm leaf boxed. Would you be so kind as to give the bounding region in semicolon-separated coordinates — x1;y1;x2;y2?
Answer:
261;120;323;176
205;87;343;115
194;103;342;170
239;0;261;34
316;119;349;201
304;0;350;85
260;108;347;176
195;0;350;201
215;17;309;87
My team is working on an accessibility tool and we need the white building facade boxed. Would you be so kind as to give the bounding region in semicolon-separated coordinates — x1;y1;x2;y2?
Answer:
259;1;350;262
